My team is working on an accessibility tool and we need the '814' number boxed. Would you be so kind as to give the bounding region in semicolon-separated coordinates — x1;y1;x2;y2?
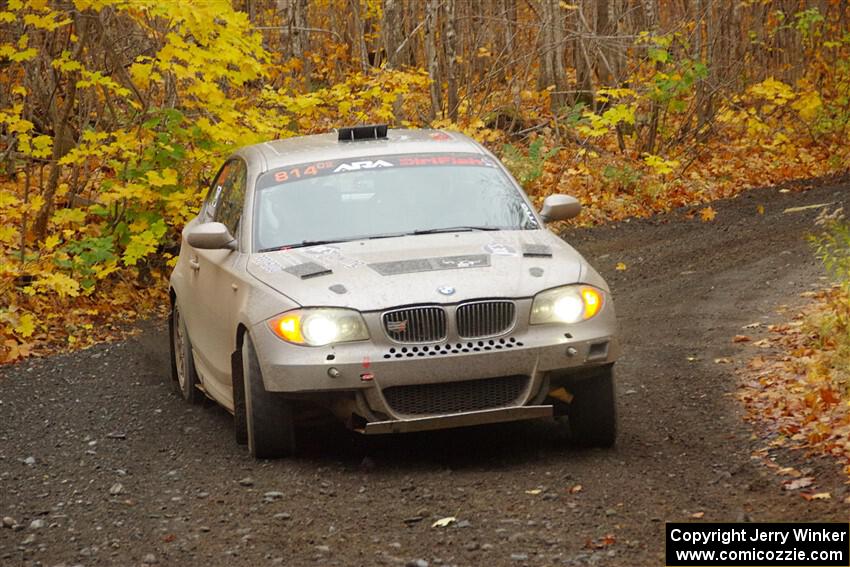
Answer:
274;161;334;183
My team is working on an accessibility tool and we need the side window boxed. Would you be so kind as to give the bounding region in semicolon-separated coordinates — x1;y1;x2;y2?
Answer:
216;160;247;237
201;162;233;223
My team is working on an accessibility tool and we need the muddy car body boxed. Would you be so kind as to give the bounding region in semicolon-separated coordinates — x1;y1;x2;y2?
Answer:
169;126;620;458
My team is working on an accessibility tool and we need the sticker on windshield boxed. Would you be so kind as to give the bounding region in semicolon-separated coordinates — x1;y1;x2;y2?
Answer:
520;202;540;228
333;159;393;172
257;153;498;190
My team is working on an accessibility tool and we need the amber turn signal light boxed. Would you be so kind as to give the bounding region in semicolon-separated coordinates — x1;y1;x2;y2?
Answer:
269;313;304;344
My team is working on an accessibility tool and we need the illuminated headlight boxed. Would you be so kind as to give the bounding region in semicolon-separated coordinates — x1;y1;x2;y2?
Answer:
530;285;604;325
268;308;369;346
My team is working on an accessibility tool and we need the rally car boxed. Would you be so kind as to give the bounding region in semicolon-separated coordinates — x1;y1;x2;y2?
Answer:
169;125;619;458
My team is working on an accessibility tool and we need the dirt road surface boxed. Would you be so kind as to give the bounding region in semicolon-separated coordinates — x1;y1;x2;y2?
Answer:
2;179;849;567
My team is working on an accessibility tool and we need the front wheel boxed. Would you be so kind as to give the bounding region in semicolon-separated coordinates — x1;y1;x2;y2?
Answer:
242;334;296;458
567;364;617;447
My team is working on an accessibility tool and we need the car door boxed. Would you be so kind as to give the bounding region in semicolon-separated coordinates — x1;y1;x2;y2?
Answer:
178;160;231;352
184;159;247;408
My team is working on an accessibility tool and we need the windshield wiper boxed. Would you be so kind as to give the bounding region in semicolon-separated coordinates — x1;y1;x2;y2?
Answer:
258;239;353;252
258;232;410;253
412;226;503;235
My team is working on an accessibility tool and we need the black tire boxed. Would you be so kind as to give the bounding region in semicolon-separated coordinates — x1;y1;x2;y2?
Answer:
232;349;248;446
242;334;296;458
568;364;617;447
170;300;203;404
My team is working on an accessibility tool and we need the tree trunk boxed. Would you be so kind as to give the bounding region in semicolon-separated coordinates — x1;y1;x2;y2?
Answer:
694;0;711;140
382;0;403;68
445;0;459;121
401;0;419;67
641;0;657;29
349;0;370;71
539;0;567;111
596;0;612;86
572;0;594;108
277;0;311;80
424;0;442;120
498;0;516;80
34;13;87;240
637;0;659;154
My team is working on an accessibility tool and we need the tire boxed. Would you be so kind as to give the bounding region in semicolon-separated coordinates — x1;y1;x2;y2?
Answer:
170;300;203;404
568;364;617;447
242;334;296;458
232;349;248;446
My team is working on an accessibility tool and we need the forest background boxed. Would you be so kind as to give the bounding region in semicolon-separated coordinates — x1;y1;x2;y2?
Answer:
1;0;849;363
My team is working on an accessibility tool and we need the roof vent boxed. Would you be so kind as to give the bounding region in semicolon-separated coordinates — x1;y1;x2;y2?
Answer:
337;124;388;142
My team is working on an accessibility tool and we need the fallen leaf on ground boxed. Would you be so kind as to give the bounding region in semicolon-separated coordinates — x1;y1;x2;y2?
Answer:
568;484;583;494
525;489;542;495
714;357;733;364
734;335;751;343
700;207;717;222
802;492;831;501
585;534;617;549
783;477;814;490
757;204;765;215
431;516;456;528
690;511;705;519
615;262;627;271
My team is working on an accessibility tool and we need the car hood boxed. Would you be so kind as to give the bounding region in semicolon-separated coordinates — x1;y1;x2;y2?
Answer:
246;230;587;312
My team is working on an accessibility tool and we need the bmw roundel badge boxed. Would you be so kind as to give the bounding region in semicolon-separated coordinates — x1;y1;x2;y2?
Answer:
437;286;456;296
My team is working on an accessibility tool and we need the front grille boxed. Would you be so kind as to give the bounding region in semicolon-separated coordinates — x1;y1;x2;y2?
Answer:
383;306;447;343
456;300;516;338
382;375;529;416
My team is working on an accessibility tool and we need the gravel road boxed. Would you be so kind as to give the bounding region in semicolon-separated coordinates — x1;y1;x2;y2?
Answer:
2;179;849;567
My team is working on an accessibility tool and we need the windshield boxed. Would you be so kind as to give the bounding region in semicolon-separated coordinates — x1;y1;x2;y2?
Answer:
253;153;538;252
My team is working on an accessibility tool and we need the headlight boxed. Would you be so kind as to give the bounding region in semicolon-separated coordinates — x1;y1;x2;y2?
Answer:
268;308;369;346
530;285;604;325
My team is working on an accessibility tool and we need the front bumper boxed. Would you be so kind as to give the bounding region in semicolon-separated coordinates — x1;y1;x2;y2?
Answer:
250;297;619;429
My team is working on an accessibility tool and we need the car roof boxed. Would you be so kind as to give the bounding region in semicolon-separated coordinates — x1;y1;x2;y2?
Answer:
249;128;486;172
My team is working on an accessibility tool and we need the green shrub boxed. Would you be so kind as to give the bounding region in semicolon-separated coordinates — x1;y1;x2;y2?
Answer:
501;139;559;188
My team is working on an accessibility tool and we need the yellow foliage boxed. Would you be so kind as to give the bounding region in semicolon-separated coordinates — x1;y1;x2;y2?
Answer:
0;226;16;243
51;208;87;226
748;77;796;104
643;154;680;175
146;168;178;188
30;273;81;298
23;11;72;31
792;90;823;121
43;234;61;250
13;313;35;338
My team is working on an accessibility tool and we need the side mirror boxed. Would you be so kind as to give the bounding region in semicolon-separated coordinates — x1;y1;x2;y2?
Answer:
540;194;581;222
186;222;236;250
